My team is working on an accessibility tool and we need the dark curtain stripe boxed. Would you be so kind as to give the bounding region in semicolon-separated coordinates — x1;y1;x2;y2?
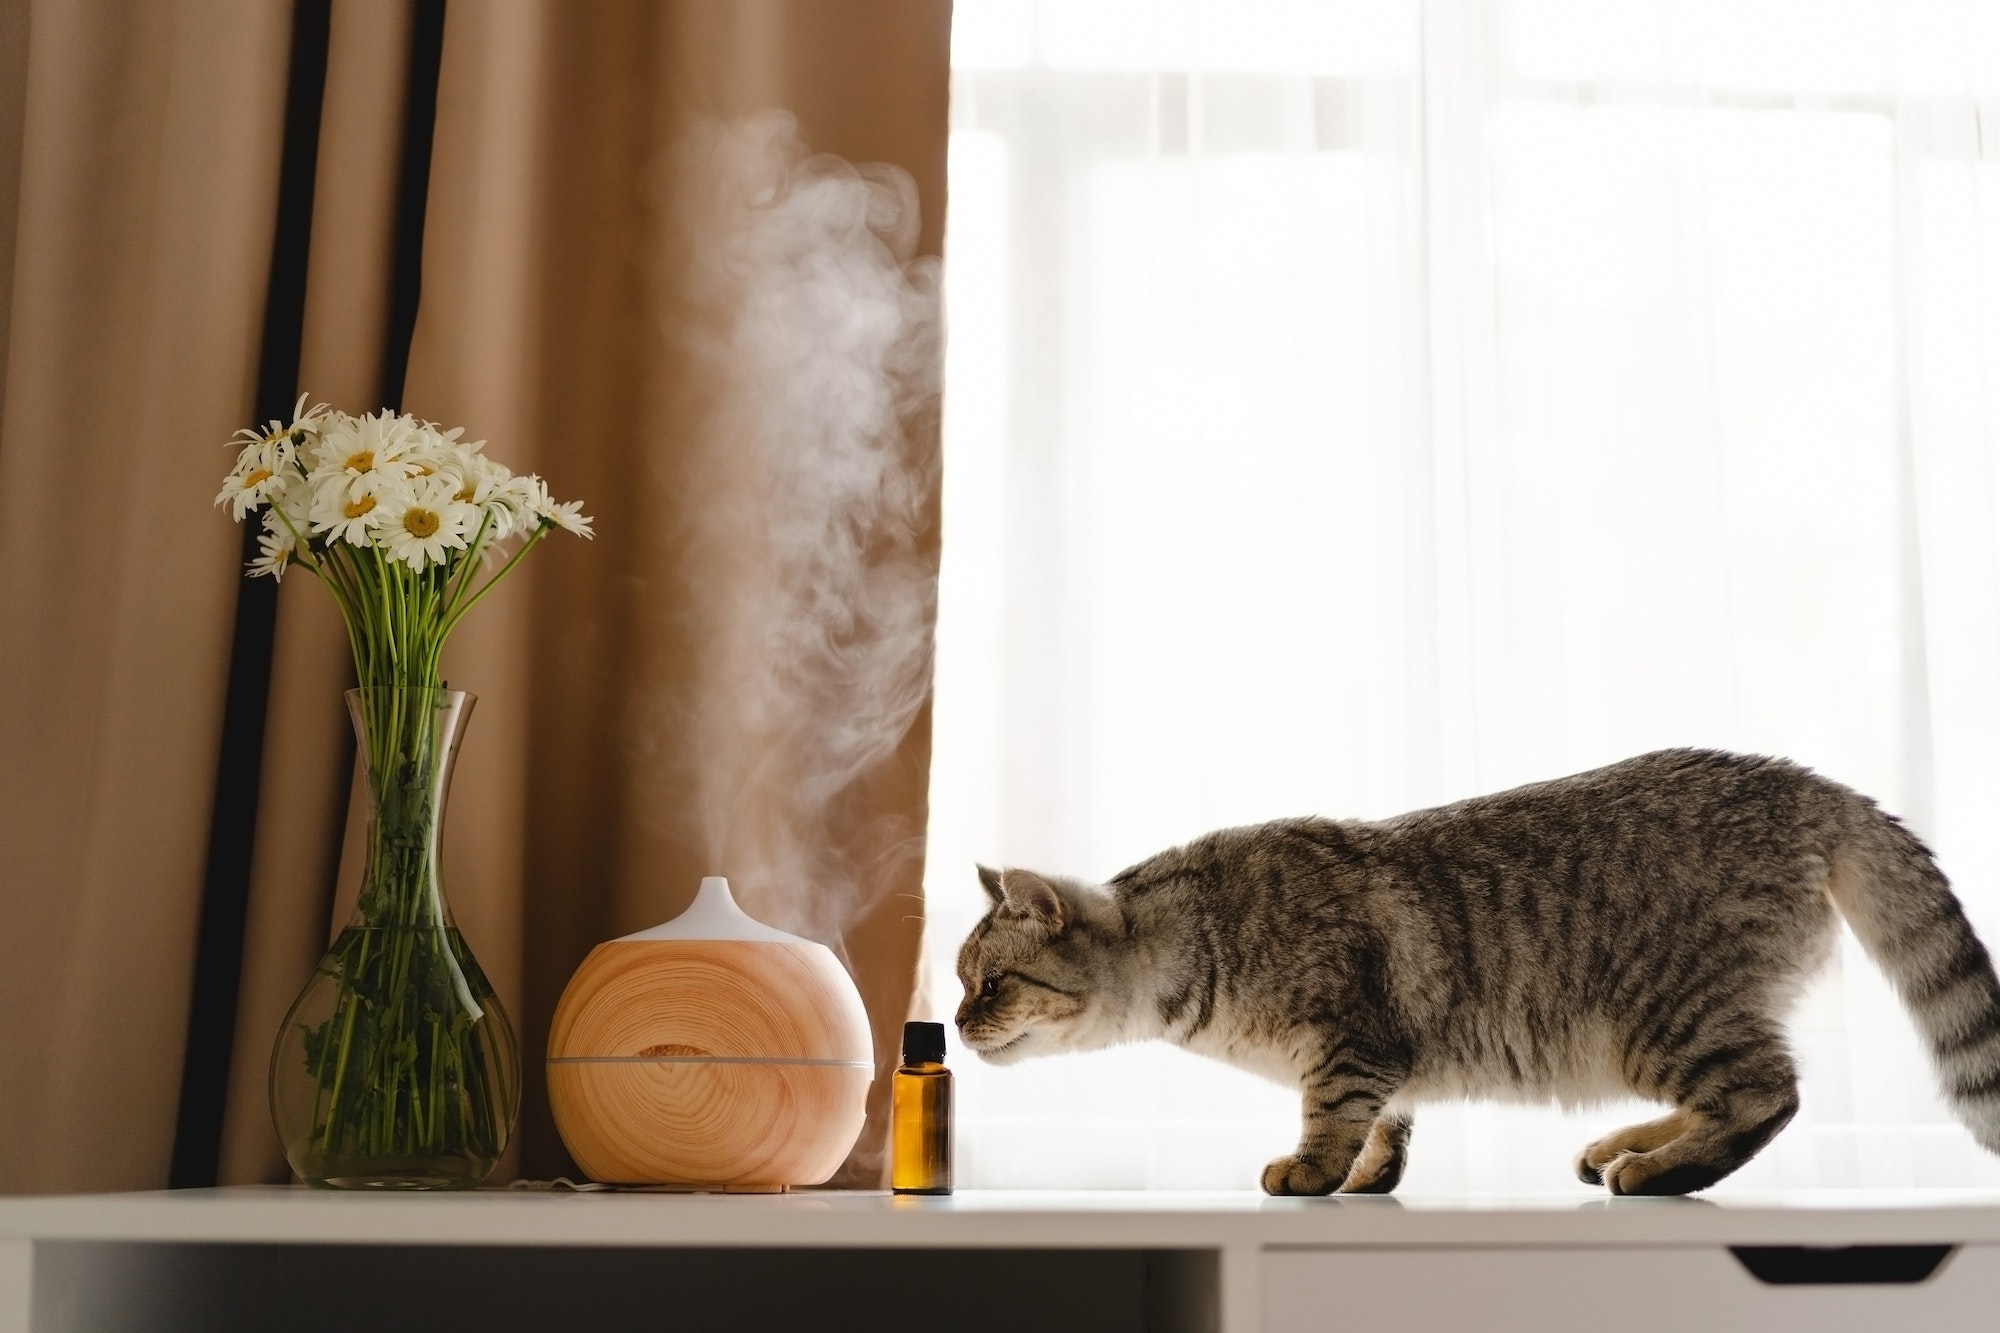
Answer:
378;0;446;412
168;0;332;1191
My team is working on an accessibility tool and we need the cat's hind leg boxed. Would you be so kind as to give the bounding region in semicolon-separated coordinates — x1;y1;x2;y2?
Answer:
1575;1110;1687;1186
1601;1035;1800;1196
1339;1112;1413;1194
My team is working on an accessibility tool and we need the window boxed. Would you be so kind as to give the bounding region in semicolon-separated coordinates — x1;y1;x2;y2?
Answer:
928;0;2000;1190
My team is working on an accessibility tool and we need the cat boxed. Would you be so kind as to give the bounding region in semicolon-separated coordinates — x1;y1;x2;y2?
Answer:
953;749;2000;1195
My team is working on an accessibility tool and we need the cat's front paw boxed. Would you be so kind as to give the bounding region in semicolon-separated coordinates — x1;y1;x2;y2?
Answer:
1602;1149;1726;1197
1261;1154;1339;1196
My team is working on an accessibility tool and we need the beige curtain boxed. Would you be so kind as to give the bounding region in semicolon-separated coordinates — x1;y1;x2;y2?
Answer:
0;0;293;1194
0;0;949;1193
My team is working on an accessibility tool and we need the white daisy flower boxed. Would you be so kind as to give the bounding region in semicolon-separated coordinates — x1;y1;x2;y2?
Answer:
399;420;473;482
514;474;595;539
228;393;330;459
309;409;423;507
439;445;498;496
216;397;330;521
376;475;476;570
268;478;314;546
429;422;474;454
247;523;298;582
449;455;522;540
543;497;594;539
473;470;539;542
311;469;405;546
431;455;512;563
215;440;292;520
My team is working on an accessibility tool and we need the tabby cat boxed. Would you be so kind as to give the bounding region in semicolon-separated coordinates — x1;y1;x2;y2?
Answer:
954;749;2000;1195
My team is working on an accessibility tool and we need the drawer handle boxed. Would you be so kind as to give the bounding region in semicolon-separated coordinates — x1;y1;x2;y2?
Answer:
1730;1245;1954;1285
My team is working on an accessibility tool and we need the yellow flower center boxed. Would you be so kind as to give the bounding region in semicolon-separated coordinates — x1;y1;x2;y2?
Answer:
412;462;435;476
455;482;476;502
343;450;375;472
343;495;377;519
242;467;273;488
403;508;441;538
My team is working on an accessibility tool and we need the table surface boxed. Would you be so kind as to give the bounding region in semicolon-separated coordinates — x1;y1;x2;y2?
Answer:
6;1186;2000;1249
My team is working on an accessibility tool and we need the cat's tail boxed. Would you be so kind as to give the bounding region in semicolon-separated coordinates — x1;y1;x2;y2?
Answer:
1829;812;2000;1154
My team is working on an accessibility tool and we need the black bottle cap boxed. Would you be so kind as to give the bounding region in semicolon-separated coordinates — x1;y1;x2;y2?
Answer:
902;1020;947;1064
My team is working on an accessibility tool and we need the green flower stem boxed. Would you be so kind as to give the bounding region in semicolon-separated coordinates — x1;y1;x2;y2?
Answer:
442;511;496;616
440;524;549;640
301;689;512;1176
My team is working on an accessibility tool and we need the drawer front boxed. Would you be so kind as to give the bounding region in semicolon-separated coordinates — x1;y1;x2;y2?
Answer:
1264;1244;2000;1333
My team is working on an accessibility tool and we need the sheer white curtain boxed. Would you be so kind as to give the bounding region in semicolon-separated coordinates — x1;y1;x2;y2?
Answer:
925;0;2000;1192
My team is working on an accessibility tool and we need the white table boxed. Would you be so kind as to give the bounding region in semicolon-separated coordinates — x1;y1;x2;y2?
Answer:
5;1186;2000;1332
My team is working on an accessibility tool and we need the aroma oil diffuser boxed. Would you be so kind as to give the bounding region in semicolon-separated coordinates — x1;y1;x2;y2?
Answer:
546;876;874;1189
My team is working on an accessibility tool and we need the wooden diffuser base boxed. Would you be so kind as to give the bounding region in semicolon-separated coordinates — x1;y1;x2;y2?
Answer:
546;879;874;1188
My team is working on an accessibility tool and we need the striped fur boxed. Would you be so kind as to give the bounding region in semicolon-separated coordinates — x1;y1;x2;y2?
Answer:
953;749;2000;1195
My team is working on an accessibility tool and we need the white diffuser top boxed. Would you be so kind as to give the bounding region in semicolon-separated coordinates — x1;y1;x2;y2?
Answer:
615;876;809;945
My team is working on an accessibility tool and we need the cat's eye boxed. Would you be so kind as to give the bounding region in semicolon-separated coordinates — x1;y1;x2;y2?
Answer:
978;974;1002;1000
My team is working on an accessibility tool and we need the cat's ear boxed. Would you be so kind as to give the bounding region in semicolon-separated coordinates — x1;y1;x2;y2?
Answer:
1000;868;1068;931
976;863;1006;906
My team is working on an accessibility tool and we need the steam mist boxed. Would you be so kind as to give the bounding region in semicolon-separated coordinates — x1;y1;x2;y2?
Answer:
664;113;943;951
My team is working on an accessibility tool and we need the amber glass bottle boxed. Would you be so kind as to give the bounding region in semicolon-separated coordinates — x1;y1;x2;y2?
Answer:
891;1021;953;1194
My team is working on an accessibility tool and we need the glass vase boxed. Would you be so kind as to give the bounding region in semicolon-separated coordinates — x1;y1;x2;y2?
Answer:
269;687;519;1189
